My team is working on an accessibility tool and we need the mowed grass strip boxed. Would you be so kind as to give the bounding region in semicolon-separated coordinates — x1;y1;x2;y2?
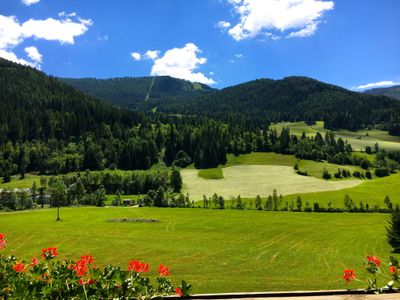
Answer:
198;168;224;179
0;207;393;293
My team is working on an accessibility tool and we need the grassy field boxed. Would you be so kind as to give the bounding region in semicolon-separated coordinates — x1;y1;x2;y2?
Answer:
270;121;400;152
226;152;368;180
0;207;393;293
182;165;362;200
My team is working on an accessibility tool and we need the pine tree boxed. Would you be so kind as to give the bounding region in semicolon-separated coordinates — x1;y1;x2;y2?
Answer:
170;168;182;193
387;211;400;253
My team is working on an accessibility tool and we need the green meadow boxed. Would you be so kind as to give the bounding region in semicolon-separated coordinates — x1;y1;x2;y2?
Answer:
270;121;400;152
0;207;393;293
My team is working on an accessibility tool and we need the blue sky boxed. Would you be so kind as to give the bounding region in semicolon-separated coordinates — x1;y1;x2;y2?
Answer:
0;0;399;90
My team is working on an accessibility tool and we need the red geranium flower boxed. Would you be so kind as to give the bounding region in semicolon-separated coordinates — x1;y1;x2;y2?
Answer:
0;233;6;250
73;261;88;277
366;256;381;267
128;259;150;273
41;247;58;260
79;254;95;265
175;287;183;297
158;264;170;277
73;254;95;277
342;269;356;284
30;256;39;268
13;261;26;273
390;266;397;274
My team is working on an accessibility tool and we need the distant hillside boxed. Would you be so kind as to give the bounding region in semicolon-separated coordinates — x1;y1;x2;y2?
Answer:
0;58;142;142
62;74;400;132
61;76;214;110
365;85;400;100
156;76;400;131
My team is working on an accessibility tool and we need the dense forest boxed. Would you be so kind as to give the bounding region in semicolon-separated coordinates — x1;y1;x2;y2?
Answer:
62;76;214;110
64;75;400;133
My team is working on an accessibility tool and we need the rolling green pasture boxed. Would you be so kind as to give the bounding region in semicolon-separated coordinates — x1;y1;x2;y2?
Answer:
0;207;393;293
270;121;400;152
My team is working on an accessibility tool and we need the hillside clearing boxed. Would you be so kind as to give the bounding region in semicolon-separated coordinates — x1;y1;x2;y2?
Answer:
270;121;400;152
182;165;361;200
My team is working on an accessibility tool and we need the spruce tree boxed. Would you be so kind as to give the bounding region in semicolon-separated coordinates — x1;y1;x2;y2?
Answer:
387;211;400;253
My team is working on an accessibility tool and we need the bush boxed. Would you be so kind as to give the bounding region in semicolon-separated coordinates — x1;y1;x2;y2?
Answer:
322;169;331;180
352;171;361;178
296;170;308;176
375;168;390;177
365;171;372;179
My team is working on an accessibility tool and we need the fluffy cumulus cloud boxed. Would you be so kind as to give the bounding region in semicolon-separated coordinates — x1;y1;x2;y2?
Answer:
25;46;42;64
220;0;334;41
144;50;160;60
0;13;92;68
22;0;40;6
131;52;141;61
354;81;400;91
150;43;215;85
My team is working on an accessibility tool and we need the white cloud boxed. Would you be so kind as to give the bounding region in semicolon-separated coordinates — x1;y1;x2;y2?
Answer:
144;50;160;60
235;53;243;58
25;46;42;64
217;21;231;31
0;13;92;68
0;15;22;49
222;0;334;41
131;52;141;61
21;17;92;44
0;49;36;67
150;43;215;85
22;0;40;6
354;81;400;91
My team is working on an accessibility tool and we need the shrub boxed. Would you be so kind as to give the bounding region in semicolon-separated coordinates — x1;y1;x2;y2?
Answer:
365;171;372;179
375;168;390;178
322;169;331;180
296;170;308;176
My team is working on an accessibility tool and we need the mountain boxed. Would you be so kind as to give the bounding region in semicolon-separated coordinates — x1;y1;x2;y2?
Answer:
61;75;400;131
61;76;214;110
156;76;400;131
0;58;143;142
365;85;400;100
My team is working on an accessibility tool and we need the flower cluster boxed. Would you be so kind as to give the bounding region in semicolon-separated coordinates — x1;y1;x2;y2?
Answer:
72;254;96;285
40;247;58;260
342;255;400;293
0;233;6;250
128;259;149;273
0;234;191;299
342;269;356;284
158;264;170;277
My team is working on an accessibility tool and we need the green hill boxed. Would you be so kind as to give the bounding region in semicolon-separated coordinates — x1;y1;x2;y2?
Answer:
365;85;400;100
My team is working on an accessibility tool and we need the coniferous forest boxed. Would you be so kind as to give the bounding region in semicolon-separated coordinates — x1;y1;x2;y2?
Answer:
1;57;400;181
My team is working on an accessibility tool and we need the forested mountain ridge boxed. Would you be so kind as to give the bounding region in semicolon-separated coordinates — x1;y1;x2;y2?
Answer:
0;57;143;142
157;76;400;131
62;75;400;132
365;85;400;100
61;76;214;110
